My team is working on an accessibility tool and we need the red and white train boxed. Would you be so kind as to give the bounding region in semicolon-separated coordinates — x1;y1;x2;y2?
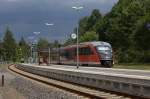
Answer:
39;41;113;68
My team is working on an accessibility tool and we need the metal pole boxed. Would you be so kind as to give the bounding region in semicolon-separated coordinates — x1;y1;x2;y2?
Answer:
49;47;51;65
76;24;79;69
2;75;4;87
45;23;54;66
76;8;81;69
31;46;32;63
72;6;83;69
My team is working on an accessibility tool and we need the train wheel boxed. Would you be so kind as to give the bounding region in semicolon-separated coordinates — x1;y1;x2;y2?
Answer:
101;60;112;68
105;61;113;68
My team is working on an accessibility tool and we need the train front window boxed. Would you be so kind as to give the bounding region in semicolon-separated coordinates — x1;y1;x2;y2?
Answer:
97;46;110;50
96;46;112;59
97;46;111;53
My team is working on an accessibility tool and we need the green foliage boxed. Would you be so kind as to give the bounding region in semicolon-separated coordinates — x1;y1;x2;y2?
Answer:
51;40;61;48
79;17;88;35
0;40;3;55
79;31;98;42
0;40;4;61
100;0;145;50
3;27;17;61
95;0;150;63
17;37;30;62
86;9;102;31
37;38;49;49
94;18;108;41
79;9;102;35
64;38;76;46
133;14;150;50
66;0;150;63
64;9;102;45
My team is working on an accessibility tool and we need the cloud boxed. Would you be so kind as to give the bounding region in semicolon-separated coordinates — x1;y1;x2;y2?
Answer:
57;0;118;7
6;0;19;2
0;0;118;42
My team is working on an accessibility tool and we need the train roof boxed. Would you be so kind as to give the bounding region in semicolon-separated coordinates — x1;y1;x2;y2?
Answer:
38;41;112;52
80;41;111;47
61;41;111;49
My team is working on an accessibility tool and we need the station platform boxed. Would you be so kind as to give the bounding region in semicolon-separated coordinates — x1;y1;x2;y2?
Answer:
24;63;150;79
16;63;150;98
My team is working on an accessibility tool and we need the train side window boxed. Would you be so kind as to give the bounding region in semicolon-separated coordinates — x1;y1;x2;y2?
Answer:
64;50;73;59
73;48;76;56
85;47;89;55
81;47;93;55
83;48;87;55
67;52;69;58
79;48;83;55
74;47;93;55
60;50;65;56
69;49;74;59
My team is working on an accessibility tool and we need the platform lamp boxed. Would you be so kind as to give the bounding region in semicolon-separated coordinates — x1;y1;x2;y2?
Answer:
45;23;54;65
72;6;83;69
33;32;40;63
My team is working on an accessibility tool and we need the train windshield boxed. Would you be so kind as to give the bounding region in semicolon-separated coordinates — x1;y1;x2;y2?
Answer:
97;46;110;51
96;46;112;60
97;46;112;52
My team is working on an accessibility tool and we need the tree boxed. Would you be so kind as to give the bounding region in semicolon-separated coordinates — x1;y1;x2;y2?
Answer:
79;17;88;35
103;0;150;63
101;0;145;50
79;31;98;42
37;38;49;49
64;38;76;46
78;9;102;35
86;9;102;31
17;37;30;61
94;18;108;41
19;37;27;46
3;27;17;61
51;40;60;48
0;40;4;61
133;14;150;50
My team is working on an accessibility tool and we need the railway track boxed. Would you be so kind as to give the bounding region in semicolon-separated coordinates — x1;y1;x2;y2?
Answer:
8;64;137;99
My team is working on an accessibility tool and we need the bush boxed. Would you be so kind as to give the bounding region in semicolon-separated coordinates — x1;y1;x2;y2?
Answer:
115;49;150;64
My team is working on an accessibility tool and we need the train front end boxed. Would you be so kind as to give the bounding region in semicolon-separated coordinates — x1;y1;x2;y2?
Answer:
94;42;113;67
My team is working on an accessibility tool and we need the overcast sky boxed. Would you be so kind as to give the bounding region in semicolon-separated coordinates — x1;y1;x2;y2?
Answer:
0;0;118;43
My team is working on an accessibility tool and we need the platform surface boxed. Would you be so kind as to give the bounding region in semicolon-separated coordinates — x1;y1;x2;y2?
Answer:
22;63;150;80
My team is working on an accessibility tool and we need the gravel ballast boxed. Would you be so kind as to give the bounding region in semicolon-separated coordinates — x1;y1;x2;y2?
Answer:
0;65;87;99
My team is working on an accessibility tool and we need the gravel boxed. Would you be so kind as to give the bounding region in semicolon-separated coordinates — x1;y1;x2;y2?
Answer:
10;76;85;99
0;65;87;99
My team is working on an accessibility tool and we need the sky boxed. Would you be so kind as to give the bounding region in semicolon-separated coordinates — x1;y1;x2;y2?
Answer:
0;0;118;43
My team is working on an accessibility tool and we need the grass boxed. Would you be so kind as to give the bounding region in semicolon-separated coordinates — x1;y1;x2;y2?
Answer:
0;64;9;68
114;63;150;70
0;64;3;67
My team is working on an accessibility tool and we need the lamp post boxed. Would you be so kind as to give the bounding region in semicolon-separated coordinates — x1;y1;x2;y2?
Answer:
72;6;83;69
45;23;54;65
27;36;34;63
33;32;40;64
